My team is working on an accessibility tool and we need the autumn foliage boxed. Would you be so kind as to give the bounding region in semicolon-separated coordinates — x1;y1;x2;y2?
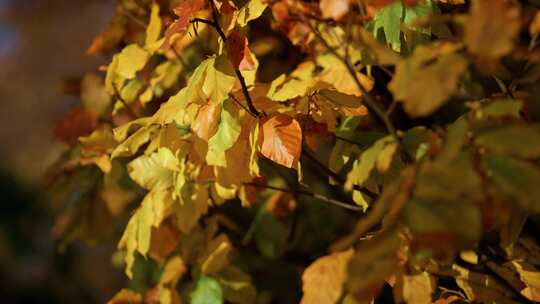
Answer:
48;0;540;303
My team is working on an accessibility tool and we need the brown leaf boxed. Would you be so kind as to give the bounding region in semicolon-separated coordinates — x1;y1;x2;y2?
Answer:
226;31;256;71
300;249;354;304
192;101;221;141
259;113;302;168
320;0;350;21
54;107;98;145
465;0;521;59
149;224;181;263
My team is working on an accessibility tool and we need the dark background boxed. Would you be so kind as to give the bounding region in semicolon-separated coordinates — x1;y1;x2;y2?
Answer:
0;0;126;302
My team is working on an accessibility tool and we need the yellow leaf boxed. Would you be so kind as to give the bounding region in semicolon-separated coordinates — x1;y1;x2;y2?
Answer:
128;147;178;190
300;249;354;304
146;3;162;46
237;0;267;27
117;44;150;79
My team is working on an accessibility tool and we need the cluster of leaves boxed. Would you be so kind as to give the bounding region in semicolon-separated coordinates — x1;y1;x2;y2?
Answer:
47;0;540;303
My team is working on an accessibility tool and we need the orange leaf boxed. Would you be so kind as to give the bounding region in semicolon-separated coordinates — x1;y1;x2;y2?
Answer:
192;102;221;141
162;0;206;49
259;114;302;168
226;31;256;71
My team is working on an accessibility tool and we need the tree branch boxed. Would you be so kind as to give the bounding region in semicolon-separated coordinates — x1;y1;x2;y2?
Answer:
245;183;363;212
199;0;261;117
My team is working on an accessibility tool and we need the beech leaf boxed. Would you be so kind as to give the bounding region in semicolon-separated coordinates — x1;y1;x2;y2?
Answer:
226;31;256;71
259;114;302;168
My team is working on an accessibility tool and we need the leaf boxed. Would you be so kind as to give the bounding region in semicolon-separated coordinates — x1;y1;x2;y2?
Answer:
128;148;178;190
511;260;540;301
531;12;540;35
345;135;395;190
146;2;162;46
475;124;540;159
371;0;434;51
320;0;350;21
118;189;174;278
107;289;142;304
80;73;111;116
191;276;224;304
200;234;232;275
226;31;256;71
54;107;98;145
300;249;354;304
175;184;210;233
162;0;205;48
237;0;267;27
216;266;257;304
112;124;159;158
116;44;150;79
193;101;222;141
394;272;436;304
389;43;468;117
259;114;302;168
203;56;237;104
346;230;401;301
482;155;540;213
465;0;520;59
206;100;241;167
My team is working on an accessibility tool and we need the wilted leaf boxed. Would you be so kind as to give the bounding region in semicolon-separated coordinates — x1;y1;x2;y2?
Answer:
54;107;98;145
259;114;302;168
300;249;354;304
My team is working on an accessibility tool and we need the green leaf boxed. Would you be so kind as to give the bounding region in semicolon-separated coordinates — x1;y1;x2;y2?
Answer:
191;276;224;304
116;44;150;79
372;0;434;51
128;147;178;190
475;124;540;159
206;100;241;167
482;155;540;213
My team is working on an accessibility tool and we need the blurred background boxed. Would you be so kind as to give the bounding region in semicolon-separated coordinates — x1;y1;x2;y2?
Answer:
0;0;126;302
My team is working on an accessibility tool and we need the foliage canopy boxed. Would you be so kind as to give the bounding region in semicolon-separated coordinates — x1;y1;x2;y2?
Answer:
49;0;540;303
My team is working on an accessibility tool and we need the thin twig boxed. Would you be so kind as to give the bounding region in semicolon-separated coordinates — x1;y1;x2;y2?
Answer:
302;146;377;199
203;0;261;117
245;183;362;212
